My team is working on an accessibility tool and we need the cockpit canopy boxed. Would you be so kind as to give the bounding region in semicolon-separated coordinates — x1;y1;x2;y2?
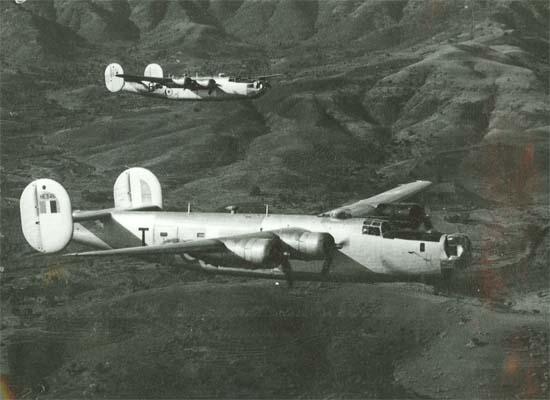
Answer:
362;218;442;242
362;219;390;237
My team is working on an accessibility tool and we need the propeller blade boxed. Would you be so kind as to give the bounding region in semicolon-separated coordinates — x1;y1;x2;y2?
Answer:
207;79;220;95
280;258;293;287
321;236;341;278
321;249;333;278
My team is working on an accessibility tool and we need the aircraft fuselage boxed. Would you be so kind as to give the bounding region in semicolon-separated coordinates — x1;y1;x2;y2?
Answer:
73;211;470;282
121;77;265;100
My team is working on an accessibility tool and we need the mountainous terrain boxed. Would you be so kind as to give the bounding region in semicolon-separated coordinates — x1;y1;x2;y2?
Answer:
1;0;548;399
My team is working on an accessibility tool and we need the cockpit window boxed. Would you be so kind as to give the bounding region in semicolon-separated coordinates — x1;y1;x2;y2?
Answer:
368;227;380;236
362;219;383;236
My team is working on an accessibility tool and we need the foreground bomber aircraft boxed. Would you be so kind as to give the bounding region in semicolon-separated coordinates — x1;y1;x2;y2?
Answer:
20;168;471;285
105;63;279;101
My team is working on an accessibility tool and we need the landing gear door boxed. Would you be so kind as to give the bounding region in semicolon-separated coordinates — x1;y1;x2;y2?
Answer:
154;225;179;245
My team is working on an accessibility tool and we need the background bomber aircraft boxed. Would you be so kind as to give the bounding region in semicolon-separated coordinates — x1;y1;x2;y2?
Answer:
105;63;280;100
20;168;471;286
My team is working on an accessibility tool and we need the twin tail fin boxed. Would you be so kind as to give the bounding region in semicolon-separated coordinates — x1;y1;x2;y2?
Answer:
19;168;162;253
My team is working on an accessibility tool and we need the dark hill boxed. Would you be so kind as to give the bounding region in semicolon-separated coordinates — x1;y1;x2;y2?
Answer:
1;1;548;399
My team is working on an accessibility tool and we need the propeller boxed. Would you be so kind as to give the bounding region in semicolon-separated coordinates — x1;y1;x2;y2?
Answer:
276;233;344;286
320;252;333;278
207;79;220;95
321;236;344;279
280;257;293;287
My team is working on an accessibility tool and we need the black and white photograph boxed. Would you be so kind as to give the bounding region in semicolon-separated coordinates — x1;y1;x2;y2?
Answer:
1;0;548;398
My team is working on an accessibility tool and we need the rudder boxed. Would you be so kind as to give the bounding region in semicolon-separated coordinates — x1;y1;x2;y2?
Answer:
20;179;73;253
144;63;163;78
105;63;125;93
113;167;162;210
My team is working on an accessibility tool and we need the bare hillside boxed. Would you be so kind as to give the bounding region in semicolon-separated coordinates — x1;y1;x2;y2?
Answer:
1;1;548;399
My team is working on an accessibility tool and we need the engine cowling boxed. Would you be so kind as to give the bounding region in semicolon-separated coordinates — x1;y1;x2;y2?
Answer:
276;229;335;260
222;237;283;266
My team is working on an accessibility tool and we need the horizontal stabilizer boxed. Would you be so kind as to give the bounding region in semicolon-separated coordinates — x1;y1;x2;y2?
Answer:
72;205;161;222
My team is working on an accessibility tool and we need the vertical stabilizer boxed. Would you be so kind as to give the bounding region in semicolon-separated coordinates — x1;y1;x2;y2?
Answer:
113;167;162;210
144;63;163;78
105;63;125;93
20;179;73;253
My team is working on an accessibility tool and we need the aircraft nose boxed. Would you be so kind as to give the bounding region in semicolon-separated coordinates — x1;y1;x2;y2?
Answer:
442;233;472;274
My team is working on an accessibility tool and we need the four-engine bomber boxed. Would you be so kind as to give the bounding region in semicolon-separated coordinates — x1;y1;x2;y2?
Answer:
105;63;280;101
20;168;471;285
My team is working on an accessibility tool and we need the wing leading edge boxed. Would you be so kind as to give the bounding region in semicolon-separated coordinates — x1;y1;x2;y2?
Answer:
65;231;278;257
66;238;223;257
321;180;432;218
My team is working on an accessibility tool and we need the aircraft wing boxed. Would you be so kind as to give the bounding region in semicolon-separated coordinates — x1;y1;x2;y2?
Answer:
66;238;225;257
66;231;277;257
321;180;432;218
116;73;174;86
117;74;208;90
254;73;283;80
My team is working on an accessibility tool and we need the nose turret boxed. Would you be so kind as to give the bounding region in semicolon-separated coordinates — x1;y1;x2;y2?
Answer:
441;233;472;275
246;81;267;98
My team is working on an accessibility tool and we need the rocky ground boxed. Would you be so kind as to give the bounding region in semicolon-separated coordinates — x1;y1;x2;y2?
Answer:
1;0;548;398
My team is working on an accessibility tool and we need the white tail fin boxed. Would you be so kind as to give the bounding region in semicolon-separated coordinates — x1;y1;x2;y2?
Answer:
144;63;163;78
113;167;162;210
20;179;73;253
105;63;125;93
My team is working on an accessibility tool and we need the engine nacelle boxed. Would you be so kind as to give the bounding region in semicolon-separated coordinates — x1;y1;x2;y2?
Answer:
277;229;335;260
222;237;282;266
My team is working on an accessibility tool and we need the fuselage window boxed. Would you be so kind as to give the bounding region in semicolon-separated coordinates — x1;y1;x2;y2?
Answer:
160;232;168;237
247;83;254;88
197;232;205;238
420;243;425;252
